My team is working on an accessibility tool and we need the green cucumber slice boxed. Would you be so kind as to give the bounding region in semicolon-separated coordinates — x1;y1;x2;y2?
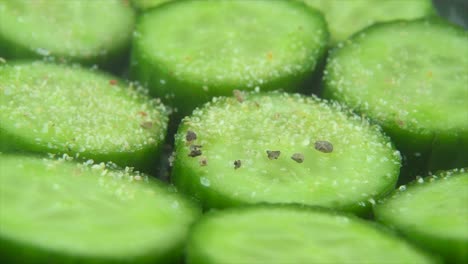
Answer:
303;0;435;44
323;18;468;177
131;0;328;117
187;205;436;264
0;61;168;171
0;154;201;263
0;0;135;69
374;169;468;263
172;92;401;214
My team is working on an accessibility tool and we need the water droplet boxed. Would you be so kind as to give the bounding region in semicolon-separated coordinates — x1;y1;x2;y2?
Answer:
200;177;210;187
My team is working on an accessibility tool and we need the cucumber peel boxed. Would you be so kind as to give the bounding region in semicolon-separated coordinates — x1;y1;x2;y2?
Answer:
374;168;468;263
0;61;168;171
0;154;201;263
187;205;435;264
172;92;401;214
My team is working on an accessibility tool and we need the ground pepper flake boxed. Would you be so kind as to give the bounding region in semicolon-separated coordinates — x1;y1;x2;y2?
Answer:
233;90;244;103
186;130;197;142
199;157;207;166
234;160;241;169
314;141;333;153
267;150;281;160
291;153;304;163
140;121;153;129
189;145;202;157
137;111;148;117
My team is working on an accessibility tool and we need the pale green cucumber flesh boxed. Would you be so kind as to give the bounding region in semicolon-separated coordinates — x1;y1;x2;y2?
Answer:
131;0;328;116
0;0;134;66
374;169;468;263
0;154;200;263
187;205;435;264
0;62;168;170
172;92;401;214
303;0;435;43
323;18;468;173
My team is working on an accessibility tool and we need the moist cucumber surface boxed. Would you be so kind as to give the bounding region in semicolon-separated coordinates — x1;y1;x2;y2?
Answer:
172;92;401;214
131;0;328;116
374;169;468;263
0;61;168;171
303;0;435;44
0;0;135;67
323;18;468;173
187;205;435;264
0;154;201;263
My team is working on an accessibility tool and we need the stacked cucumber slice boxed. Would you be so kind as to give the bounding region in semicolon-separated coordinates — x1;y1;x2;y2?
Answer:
0;61;168;171
323;18;468;176
0;154;200;263
0;0;134;69
131;0;328;117
187;205;435;264
172;92;401;214
375;169;468;263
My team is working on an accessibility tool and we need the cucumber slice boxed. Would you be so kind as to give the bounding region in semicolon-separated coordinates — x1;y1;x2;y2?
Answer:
131;0;328;118
0;0;134;69
172;92;401;214
303;0;435;44
0;61;168;172
187;205;436;264
374;169;468;263
0;154;201;263
323;18;468;177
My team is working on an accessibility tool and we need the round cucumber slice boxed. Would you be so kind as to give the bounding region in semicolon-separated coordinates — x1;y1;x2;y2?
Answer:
0;0;135;69
187;205;436;264
172;92;401;214
303;0;435;44
131;0;328;117
0;61;168;171
0;154;201;263
374;169;468;263
323;18;468;177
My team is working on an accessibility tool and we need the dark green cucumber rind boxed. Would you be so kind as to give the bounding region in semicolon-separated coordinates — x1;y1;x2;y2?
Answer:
0;235;183;264
374;169;468;264
186;205;438;264
0;61;169;173
130;0;329;119
323;18;468;178
0;155;201;264
0;129;161;175
0;1;135;71
172;92;400;215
